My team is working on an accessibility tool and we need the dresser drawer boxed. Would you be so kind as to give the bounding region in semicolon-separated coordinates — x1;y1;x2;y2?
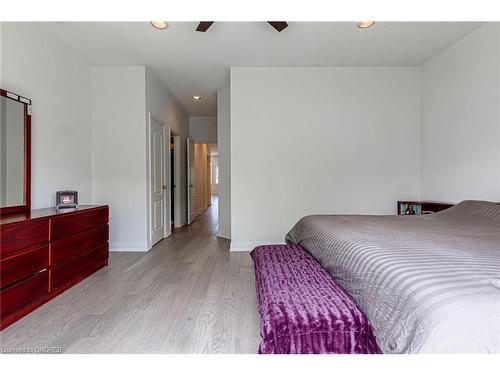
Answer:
0;270;49;320
50;243;108;291
50;207;109;240
50;225;108;266
0;245;49;289
0;219;49;258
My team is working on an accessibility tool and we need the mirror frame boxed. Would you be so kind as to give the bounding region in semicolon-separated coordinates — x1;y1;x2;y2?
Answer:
0;88;31;216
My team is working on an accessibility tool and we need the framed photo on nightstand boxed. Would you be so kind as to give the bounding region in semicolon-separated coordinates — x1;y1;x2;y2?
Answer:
397;201;454;215
398;202;421;215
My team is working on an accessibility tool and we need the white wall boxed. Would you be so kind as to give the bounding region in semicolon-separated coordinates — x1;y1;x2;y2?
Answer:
0;24;190;252
92;67;190;251
189;116;217;143
1;23;93;209
217;87;231;239
421;23;500;202
230;67;421;250
91;67;148;251
145;67;190;235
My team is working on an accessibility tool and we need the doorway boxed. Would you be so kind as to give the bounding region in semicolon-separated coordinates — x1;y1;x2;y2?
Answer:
186;141;218;225
148;114;171;247
210;153;218;196
170;131;181;229
206;156;211;207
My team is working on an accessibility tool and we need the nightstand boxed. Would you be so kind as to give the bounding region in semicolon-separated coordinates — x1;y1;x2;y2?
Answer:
397;201;454;215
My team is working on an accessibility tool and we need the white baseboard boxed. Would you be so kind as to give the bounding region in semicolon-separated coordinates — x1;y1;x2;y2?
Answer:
229;242;262;252
229;241;287;252
217;228;231;239
109;248;149;252
109;242;150;252
193;206;208;219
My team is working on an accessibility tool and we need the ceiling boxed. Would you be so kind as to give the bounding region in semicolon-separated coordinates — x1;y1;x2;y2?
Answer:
43;22;483;116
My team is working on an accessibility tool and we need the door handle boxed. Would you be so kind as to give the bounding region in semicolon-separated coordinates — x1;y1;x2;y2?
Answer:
162;185;168;190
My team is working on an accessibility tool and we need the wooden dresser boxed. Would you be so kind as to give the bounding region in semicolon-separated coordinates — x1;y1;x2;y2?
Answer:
0;205;109;330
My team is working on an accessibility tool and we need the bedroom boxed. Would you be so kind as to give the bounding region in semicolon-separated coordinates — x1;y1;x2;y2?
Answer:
0;0;499;373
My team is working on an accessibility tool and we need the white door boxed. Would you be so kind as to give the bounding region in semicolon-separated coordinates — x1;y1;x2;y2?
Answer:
149;115;171;246
187;137;195;225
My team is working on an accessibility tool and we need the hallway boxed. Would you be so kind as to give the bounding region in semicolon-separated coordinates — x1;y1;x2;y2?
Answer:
0;198;260;353
185;194;219;234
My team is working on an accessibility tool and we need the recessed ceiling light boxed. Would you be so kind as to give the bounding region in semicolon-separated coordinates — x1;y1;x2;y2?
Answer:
151;21;168;30
192;96;202;100
357;21;375;29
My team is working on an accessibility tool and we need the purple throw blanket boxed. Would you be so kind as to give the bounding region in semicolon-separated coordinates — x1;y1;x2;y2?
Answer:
251;244;381;354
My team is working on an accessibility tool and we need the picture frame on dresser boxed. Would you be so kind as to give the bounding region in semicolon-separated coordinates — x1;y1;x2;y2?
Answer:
56;190;78;209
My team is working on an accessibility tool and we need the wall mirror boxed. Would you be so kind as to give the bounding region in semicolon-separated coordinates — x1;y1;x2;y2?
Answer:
0;89;31;215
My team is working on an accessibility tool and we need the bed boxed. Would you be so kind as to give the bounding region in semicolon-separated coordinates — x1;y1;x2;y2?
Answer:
285;200;500;353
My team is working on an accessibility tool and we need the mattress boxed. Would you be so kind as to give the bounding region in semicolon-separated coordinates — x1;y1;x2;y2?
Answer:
285;200;500;353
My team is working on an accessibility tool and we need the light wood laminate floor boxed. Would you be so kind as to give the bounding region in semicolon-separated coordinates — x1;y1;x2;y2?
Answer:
0;197;261;353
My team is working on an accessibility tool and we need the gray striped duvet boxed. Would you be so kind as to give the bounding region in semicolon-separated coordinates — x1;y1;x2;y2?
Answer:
285;200;500;353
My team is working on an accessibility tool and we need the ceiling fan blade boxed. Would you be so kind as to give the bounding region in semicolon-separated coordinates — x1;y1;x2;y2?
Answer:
196;22;214;32
268;21;288;32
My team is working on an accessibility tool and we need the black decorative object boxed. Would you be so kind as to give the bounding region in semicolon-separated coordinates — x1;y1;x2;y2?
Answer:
56;190;78;209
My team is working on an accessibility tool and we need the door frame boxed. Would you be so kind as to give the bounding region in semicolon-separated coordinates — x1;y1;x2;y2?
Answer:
186;137;194;225
207;155;211;206
171;132;182;228
147;113;171;249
